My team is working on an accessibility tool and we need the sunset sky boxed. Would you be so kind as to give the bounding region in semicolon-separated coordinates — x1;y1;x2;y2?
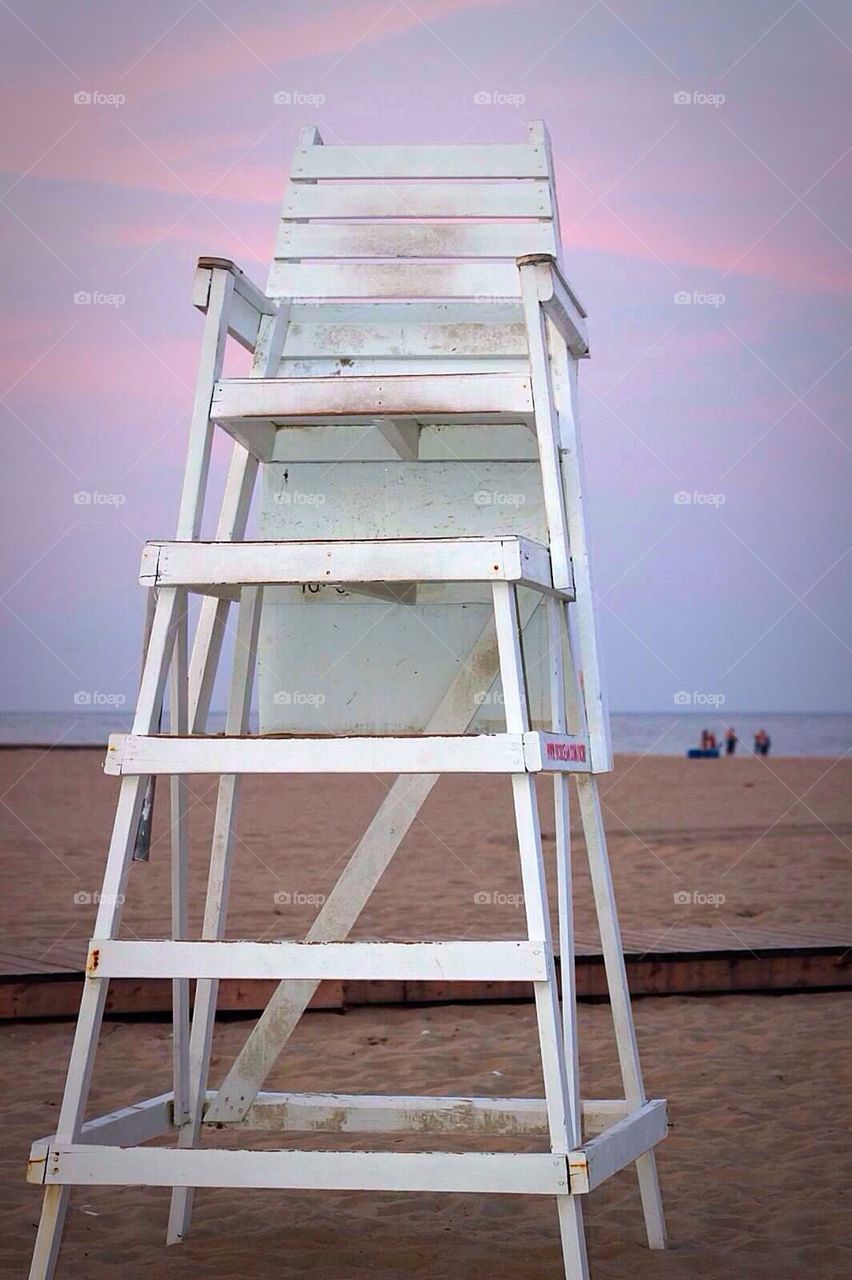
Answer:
1;0;850;713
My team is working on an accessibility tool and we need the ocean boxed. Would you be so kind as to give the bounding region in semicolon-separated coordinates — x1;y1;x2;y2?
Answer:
0;711;849;758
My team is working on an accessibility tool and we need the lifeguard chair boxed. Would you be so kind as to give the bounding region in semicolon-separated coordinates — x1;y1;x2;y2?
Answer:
28;122;667;1280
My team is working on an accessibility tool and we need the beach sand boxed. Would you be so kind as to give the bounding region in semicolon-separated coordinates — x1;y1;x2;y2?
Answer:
1;750;851;1277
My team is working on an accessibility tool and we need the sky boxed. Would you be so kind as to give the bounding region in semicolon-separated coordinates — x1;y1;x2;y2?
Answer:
0;0;850;714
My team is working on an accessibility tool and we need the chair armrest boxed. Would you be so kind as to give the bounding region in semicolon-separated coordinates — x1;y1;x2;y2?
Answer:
516;253;589;358
193;257;277;353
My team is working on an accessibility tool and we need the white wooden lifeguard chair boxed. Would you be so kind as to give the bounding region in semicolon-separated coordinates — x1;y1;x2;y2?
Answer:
27;122;667;1280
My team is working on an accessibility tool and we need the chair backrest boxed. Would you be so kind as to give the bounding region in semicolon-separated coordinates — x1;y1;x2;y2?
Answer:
269;121;561;379
256;124;564;736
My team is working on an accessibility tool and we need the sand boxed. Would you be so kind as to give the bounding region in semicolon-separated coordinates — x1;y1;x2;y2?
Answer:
1;750;850;949
1;750;851;1277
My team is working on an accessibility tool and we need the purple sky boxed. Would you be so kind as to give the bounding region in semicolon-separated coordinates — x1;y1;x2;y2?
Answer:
1;0;850;713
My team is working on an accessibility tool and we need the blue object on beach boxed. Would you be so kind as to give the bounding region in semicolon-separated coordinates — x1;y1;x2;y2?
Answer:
686;748;720;759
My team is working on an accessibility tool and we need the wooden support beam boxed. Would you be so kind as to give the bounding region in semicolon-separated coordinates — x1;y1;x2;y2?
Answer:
85;939;548;983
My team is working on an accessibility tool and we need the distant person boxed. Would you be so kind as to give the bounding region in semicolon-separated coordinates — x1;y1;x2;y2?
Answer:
700;728;710;750
706;731;717;751
754;728;771;756
725;727;737;756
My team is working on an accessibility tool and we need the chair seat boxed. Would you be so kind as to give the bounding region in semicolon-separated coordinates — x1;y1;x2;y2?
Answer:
211;373;535;461
139;535;571;599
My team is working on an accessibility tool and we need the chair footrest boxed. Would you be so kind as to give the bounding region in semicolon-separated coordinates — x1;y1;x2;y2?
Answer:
85;939;549;983
104;732;591;776
139;536;571;597
32;1146;569;1195
29;1100;665;1198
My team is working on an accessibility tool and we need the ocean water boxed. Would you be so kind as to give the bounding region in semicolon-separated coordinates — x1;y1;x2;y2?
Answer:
0;711;849;758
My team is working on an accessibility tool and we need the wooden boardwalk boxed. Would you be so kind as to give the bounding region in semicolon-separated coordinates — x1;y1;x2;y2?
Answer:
2;925;850;1019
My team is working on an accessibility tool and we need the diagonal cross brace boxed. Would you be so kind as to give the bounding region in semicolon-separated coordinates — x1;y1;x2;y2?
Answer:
203;593;542;1124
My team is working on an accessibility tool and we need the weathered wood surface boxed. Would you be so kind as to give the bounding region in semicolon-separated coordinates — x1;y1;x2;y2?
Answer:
4;926;850;1018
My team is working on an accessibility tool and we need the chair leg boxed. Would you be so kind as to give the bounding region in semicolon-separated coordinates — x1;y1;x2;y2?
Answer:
575;773;667;1249
167;586;263;1244
493;581;589;1280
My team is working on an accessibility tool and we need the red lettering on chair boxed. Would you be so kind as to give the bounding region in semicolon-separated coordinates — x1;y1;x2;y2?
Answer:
545;740;586;763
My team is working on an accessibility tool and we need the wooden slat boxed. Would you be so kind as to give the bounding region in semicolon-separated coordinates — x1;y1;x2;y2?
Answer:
277;301;527;369
269;262;521;300
568;1099;668;1195
4;930;852;1020
236;1091;628;1138
212;372;533;422
281;181;552;220
36;1145;568;1194
103;733;529;777
138;536;554;592
291;144;548;180
86;939;548;983
276;221;557;261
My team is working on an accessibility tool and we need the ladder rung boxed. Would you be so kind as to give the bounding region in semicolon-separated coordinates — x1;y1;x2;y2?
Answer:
139;536;565;596
85;940;549;983
104;732;591;776
34;1145;569;1195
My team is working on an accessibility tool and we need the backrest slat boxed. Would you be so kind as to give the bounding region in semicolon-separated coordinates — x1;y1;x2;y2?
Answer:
275;221;557;260
269;122;561;369
280;180;552;220
269;262;521;300
291;143;548;180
